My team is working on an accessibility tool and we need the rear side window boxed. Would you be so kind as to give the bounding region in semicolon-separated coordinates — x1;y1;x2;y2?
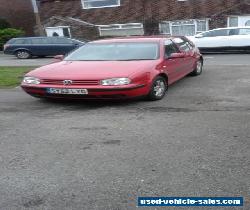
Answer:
239;28;250;35
164;40;179;57
172;38;190;52
12;39;29;44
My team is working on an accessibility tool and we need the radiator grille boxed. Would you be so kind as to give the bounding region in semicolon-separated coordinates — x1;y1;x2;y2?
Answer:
41;79;100;85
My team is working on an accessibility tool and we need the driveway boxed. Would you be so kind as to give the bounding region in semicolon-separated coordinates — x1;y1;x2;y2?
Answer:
0;55;249;210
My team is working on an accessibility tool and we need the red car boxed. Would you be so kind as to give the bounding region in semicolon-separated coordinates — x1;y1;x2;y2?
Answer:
21;36;203;100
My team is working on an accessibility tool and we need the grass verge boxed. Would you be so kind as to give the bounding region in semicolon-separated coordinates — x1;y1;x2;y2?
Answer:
0;66;36;88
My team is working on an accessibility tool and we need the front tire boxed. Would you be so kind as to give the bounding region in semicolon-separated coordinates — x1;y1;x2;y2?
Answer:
190;59;203;76
147;76;168;101
15;50;31;59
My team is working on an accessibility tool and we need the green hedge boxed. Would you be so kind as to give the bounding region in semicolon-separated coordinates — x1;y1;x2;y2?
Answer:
0;28;25;50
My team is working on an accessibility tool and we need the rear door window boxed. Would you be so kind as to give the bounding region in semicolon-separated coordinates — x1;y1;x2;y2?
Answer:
53;38;74;44
228;29;239;36
239;28;250;35
31;38;49;45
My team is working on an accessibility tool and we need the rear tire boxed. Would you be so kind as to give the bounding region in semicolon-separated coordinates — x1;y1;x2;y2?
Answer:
190;59;203;76
147;76;168;101
15;50;31;59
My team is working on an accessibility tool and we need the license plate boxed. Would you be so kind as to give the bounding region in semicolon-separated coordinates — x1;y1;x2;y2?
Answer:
47;88;88;95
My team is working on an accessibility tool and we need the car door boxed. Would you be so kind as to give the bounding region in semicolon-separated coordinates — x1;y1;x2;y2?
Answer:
172;37;194;78
163;40;185;84
30;38;51;56
229;28;250;51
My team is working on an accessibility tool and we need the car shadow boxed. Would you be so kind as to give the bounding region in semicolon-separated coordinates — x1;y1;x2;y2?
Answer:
37;97;145;110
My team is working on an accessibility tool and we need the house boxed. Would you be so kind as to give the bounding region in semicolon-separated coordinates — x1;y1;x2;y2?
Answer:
38;0;250;40
0;0;36;35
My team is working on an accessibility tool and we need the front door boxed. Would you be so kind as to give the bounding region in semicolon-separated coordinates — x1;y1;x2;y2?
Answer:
172;37;194;76
163;40;185;84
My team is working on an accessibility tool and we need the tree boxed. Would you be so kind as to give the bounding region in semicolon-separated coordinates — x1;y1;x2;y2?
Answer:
141;0;159;35
0;18;11;30
0;28;25;50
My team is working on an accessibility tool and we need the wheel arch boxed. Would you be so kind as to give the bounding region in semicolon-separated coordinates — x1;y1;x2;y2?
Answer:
14;48;32;54
157;73;168;85
200;55;204;63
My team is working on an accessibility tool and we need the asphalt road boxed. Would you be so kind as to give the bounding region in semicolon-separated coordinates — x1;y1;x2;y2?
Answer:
0;56;250;210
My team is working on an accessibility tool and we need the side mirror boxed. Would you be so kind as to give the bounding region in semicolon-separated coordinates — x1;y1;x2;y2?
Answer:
169;52;185;59
54;55;64;61
195;34;203;38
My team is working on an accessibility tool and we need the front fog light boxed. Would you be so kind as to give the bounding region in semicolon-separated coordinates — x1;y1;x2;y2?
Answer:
23;77;40;84
101;78;131;86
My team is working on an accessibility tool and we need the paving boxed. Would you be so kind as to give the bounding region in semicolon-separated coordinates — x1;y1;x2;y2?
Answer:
0;55;249;210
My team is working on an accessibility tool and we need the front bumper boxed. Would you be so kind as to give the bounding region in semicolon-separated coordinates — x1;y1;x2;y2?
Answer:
21;84;149;99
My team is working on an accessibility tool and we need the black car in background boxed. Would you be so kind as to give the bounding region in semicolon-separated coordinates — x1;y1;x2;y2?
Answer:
3;37;85;59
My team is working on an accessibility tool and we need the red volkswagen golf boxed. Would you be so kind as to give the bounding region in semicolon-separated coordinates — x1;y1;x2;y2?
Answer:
21;36;203;100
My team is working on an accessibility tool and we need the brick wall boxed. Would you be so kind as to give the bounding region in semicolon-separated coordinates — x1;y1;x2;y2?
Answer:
39;0;250;38
0;0;35;35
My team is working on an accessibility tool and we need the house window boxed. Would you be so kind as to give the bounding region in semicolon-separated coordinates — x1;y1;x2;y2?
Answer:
159;22;170;34
45;26;71;38
228;17;238;27
82;0;120;9
227;16;250;27
98;23;144;36
246;20;250;26
159;19;208;36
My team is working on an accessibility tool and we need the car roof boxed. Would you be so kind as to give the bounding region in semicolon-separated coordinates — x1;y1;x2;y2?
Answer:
91;36;185;43
11;36;70;40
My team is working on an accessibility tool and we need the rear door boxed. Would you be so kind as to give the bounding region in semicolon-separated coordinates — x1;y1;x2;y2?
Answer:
229;28;250;51
30;38;51;56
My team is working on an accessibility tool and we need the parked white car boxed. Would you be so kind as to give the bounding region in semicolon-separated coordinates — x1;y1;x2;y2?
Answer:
188;27;250;53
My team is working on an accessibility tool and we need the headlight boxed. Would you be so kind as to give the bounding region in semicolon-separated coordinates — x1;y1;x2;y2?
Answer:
23;77;40;84
101;78;131;86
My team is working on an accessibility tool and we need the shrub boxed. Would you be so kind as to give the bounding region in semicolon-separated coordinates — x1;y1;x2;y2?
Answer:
0;28;25;50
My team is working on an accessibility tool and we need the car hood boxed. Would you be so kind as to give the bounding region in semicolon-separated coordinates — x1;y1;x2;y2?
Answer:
27;60;158;80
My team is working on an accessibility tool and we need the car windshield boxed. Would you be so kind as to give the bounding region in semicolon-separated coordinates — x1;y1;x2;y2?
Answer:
64;42;159;61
